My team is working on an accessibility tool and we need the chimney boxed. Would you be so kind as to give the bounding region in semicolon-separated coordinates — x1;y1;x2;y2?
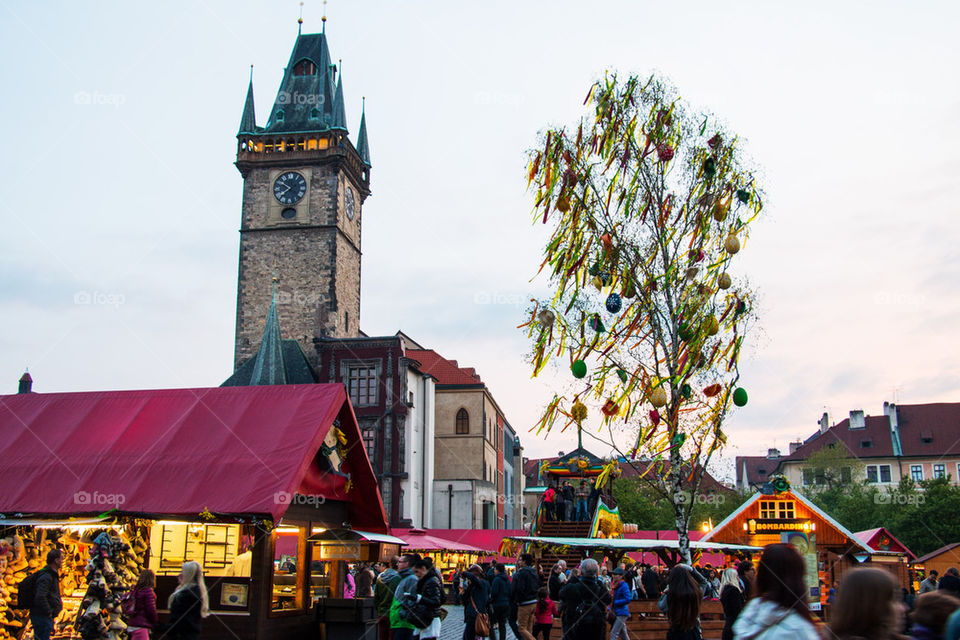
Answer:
789;440;803;455
819;412;830;434
18;371;32;394
849;410;866;429
767;448;780;460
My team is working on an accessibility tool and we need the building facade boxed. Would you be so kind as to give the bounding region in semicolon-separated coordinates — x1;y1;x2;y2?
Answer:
313;334;435;528
407;349;525;529
737;402;960;491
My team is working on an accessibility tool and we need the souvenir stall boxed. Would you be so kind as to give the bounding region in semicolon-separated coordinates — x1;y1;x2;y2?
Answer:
701;481;875;616
387;529;494;598
0;384;388;640
853;528;915;589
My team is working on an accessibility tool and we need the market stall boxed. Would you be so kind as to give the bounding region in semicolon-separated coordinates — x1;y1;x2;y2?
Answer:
0;384;388;640
701;485;875;613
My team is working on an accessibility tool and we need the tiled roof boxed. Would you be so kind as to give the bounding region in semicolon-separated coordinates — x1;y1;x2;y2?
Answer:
781;402;960;463
896;403;960;457
406;349;483;386
735;455;781;489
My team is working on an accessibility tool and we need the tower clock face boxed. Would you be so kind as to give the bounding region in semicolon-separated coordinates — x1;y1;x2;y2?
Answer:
345;186;356;220
273;172;307;205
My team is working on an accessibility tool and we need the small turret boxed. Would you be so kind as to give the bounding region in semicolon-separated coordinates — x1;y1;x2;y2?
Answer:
18;370;33;394
238;66;257;134
356;99;370;166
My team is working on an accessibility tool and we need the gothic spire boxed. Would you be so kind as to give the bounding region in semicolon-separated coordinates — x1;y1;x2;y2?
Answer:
238;66;257;134
331;68;348;132
356;98;370;166
248;279;287;385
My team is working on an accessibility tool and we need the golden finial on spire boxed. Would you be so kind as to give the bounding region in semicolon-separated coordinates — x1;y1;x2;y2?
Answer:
298;1;304;24
272;258;280;285
322;0;327;27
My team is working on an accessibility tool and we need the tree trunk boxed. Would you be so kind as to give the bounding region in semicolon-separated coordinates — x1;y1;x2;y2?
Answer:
670;444;691;565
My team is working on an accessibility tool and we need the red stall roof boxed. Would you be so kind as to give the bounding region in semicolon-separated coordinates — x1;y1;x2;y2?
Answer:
0;385;387;532
390;528;495;553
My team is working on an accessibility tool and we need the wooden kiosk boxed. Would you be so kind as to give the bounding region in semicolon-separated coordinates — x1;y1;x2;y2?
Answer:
0;385;391;640
701;484;878;612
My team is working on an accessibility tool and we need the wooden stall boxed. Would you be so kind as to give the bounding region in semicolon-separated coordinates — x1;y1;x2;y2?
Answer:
701;487;878;612
0;385;389;640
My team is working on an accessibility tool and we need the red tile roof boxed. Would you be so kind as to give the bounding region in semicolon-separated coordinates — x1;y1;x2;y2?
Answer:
735;455;782;489
895;403;960;457
406;349;483;386
782;402;960;463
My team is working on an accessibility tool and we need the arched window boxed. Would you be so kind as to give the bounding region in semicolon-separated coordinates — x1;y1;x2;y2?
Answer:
275;109;285;122
456;408;469;434
309;107;320;120
293;59;317;76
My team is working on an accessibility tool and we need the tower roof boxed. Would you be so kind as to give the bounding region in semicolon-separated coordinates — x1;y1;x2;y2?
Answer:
356;100;371;166
249;291;287;385
262;31;342;134
238;69;257;134
222;287;317;387
331;74;348;132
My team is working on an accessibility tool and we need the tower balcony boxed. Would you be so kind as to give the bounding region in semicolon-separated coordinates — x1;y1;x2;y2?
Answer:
236;133;370;191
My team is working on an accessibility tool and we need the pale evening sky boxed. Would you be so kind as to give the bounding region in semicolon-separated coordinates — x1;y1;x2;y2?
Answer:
1;1;959;481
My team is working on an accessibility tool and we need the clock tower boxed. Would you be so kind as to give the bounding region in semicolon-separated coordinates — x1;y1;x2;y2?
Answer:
233;26;371;370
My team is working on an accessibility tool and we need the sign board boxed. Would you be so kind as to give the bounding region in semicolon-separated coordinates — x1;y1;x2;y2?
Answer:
220;583;249;607
319;542;364;561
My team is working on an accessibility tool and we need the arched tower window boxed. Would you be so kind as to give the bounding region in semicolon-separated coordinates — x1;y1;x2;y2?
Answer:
293;59;317;76
309;107;320;120
456;408;469;434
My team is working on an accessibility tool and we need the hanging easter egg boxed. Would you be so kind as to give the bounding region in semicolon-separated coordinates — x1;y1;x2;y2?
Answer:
592;276;604;291
538;309;555;327
671;433;686;448
590;314;605;333
602;399;619;417
571;399;588;423
736;189;751;205
681;384;692;399
725;234;741;255
600;233;613;251
599;271;612;286
713;204;728;222
703;158;717;179
571;360;587;379
622;278;636;299
649;386;668;408
705;315;719;336
649;409;661;426
703;383;722;397
684;266;699;281
588;262;601;277
557;196;570;212
718;273;732;290
657;144;675;162
733;387;748;407
616;368;628;384
707;134;722;149
606;293;622;314
678;323;694;342
735;300;748;317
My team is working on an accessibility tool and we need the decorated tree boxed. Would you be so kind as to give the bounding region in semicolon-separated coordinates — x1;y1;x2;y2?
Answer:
522;74;763;563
